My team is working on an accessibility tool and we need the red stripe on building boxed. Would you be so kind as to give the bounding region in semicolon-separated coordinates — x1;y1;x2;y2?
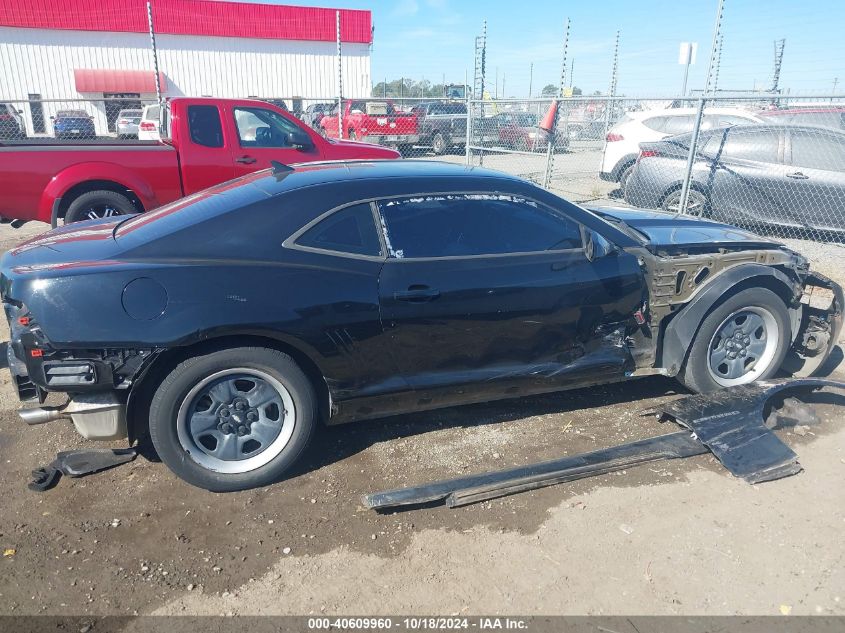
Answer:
0;0;372;44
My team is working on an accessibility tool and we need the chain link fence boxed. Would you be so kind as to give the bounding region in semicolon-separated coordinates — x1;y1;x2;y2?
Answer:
1;2;844;242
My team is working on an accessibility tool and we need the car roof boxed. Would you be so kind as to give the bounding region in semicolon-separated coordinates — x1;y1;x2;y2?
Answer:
629;107;759;120
759;107;845;115
248;160;521;196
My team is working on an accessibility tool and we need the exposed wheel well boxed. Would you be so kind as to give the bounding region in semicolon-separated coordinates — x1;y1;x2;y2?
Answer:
657;273;796;372
127;334;331;444
57;180;144;221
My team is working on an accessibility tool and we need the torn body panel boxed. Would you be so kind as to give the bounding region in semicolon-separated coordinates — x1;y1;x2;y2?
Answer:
628;243;841;378
364;378;845;510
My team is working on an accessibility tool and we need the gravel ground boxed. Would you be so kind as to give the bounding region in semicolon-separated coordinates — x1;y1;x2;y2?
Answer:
0;218;842;617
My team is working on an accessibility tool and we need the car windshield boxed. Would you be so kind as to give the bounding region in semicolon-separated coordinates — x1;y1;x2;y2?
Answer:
121;110;142;118
56;110;88;118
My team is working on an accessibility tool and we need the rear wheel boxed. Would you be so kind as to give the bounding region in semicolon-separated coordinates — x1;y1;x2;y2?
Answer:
432;132;447;155
678;288;791;393
661;187;708;215
148;346;317;491
348;129;357;140
64;190;136;224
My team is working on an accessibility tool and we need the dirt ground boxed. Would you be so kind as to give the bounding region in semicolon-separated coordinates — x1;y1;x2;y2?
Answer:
0;222;843;616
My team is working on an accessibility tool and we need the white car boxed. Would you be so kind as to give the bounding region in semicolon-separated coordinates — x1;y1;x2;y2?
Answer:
599;107;764;191
138;104;162;140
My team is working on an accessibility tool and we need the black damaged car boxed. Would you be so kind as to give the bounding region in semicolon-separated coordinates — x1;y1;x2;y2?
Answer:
2;161;842;491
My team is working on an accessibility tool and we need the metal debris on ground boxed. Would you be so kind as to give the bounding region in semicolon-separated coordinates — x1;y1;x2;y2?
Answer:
363;378;844;511
28;448;137;492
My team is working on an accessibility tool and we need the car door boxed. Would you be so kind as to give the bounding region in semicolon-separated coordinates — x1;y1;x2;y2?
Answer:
376;194;644;406
229;105;322;175
178;104;237;195
785;128;845;231
699;127;789;224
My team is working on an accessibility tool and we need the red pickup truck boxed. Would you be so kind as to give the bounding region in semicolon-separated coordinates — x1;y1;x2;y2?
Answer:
320;100;419;152
0;97;400;226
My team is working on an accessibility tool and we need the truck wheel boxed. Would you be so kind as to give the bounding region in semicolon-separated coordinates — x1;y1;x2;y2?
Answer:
348;129;357;140
148;346;317;492
678;288;791;393
65;190;136;223
432;132;447;155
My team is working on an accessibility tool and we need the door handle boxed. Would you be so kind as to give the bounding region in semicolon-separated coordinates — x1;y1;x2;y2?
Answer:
393;285;441;302
786;171;809;179
235;156;257;164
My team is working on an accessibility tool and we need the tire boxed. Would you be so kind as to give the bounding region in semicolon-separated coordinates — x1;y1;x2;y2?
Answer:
65;190;136;224
348;129;357;141
148;346;317;492
678;288;791;393
661;187;708;215
432;132;447;155
618;164;635;196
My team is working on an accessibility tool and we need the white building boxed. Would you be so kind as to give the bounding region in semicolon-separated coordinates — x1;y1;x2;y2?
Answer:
0;0;372;136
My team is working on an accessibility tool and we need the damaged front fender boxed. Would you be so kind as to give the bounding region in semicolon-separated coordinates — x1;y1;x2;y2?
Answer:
782;271;844;378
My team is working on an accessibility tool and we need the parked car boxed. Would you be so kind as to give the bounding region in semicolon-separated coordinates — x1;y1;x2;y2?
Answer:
320;100;419;152
412;101;467;155
600;107;763;192
757;107;845;131
115;109;143;138
3;161;840;491
497;111;569;153
302;103;332;130
0;103;26;140
52;110;96;139
138;104;162;140
624;124;845;232
0;97;400;227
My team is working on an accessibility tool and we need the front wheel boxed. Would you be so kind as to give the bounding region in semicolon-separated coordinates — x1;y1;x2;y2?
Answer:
678;288;791;393
148;346;317;491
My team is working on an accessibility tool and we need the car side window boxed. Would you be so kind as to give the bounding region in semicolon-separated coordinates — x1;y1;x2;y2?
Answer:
790;130;845;172
706;129;780;163
296;203;382;257
642;116;667;132
234;107;299;148
661;115;695;136
377;195;583;259
187;105;223;148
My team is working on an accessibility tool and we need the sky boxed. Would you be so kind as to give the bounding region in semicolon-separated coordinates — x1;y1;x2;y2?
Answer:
280;0;843;98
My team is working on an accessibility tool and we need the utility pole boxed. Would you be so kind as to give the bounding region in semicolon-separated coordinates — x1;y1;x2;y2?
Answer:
771;38;786;95
712;35;723;93
558;18;570;97
502;73;505;98
833;77;839;103
528;63;533;98
495;67;499;98
570;58;574;91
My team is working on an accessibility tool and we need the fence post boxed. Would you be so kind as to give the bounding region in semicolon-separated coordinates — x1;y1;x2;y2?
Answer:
676;97;706;215
676;0;725;214
336;10;343;139
146;2;163;129
543;18;571;189
464;97;473;165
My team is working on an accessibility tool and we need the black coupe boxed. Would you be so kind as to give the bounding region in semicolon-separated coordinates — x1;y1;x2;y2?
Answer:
2;161;841;490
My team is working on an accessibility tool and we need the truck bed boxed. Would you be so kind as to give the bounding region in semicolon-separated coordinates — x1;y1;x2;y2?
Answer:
0;141;181;223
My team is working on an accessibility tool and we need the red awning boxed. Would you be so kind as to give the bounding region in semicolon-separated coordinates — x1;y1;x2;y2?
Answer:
74;69;167;94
